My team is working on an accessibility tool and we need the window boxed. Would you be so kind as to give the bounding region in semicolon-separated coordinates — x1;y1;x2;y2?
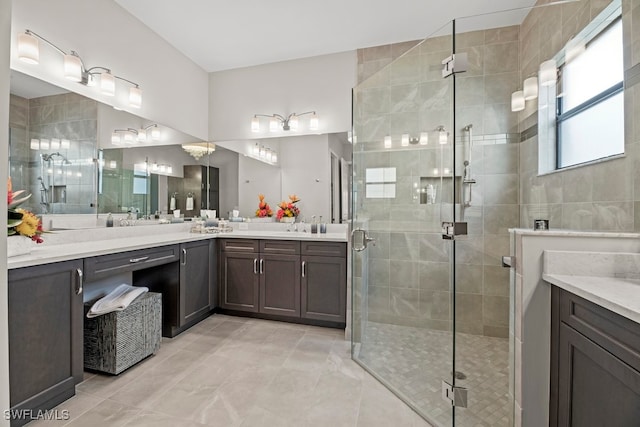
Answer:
538;1;623;174
556;17;624;169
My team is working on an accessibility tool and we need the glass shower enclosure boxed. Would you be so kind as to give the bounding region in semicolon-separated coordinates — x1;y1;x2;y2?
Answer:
350;5;543;425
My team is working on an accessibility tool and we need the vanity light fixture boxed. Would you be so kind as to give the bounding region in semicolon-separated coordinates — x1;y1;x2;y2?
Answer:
523;77;538;100
17;29;143;109
111;128;139;145
539;60;557;87
437;126;448;145
248;142;278;165
251;111;319;133
182;142;215;160
384;135;392;149
401;134;410;147
511;90;525;112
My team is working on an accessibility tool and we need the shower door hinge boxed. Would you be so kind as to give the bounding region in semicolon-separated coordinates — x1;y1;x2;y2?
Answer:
441;381;468;408
442;52;468;78
441;222;467;240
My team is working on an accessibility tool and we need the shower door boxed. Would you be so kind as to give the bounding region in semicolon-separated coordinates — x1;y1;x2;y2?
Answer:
352;13;516;427
351;22;459;426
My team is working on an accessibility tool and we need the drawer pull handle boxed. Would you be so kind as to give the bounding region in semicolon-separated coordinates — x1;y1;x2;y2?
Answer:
259;259;264;275
253;258;258;274
181;248;187;266
302;261;306;278
75;268;83;295
129;256;149;263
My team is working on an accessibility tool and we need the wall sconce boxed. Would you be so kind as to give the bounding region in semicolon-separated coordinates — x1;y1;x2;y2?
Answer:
111;128;139;145
17;29;143;109
136;124;161;142
539;60;557;87
384;135;392;149
251;111;319;133
523;77;538;100
437;126;448;144
182;143;215;160
511;91;525;112
249;142;278;165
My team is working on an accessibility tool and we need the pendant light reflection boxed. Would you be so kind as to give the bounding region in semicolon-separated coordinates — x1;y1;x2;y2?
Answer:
511;90;525;112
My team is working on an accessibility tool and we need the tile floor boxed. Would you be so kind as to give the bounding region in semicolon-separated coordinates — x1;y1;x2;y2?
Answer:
28;315;431;427
355;322;511;427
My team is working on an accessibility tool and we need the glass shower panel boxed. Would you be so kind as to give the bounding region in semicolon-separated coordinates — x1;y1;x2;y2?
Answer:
351;21;457;426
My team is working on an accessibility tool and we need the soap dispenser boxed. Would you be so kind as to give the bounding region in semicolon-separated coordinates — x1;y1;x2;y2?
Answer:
319;216;327;234
311;215;318;233
106;213;113;227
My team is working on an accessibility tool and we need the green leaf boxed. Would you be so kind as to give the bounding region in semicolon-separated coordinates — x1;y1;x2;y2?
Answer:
7;218;23;228
8;192;31;209
7;229;16;236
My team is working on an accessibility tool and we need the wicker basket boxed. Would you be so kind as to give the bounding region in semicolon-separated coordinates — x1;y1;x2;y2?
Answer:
84;292;162;375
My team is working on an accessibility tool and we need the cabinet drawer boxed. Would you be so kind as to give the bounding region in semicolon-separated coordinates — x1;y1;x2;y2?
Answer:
260;240;300;255
220;239;259;252
84;245;179;282
301;241;346;257
559;289;640;372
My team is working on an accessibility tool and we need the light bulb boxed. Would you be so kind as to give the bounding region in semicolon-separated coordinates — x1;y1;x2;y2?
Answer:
269;117;279;132
539;60;557;87
111;132;121;145
152;162;158;171
266;148;272;162
137;128;147;142
50;138;60;149
289;116;299;131
252;143;260;156
384;136;392;149
159;164;166;173
419;132;429;145
40;139;50;150
511;90;525;112
18;32;39;64
272;152;278;163
309;113;319;131
124;132;134;143
150;127;161;141
129;86;142;109
401;134;409;147
64;54;82;82
438;128;448;145
259;145;266;158
109;160;117;169
101;72;115;96
523;77;538;100
251;116;260;132
167;166;173;174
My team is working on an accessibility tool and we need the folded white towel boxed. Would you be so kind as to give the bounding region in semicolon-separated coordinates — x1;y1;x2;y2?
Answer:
186;195;194;211
87;284;149;318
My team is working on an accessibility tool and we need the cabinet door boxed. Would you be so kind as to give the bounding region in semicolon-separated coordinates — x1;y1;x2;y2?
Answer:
301;255;346;323
179;240;211;326
259;254;300;318
219;251;260;312
8;259;83;425
557;323;640;426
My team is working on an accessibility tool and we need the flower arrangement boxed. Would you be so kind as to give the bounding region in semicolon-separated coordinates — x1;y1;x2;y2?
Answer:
255;194;273;217
7;178;44;243
276;194;300;220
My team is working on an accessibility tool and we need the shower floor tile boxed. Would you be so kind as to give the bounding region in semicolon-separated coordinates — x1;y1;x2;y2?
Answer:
354;322;510;427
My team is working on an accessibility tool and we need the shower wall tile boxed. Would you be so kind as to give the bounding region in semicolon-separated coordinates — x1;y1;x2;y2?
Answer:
390;260;420;289
483;266;510;296
561;202;594;230
483;72;519;105
391;40;421;60
483;234;510;267
483;174;519;205
485;25;519;44
389;232;422;261
483;326;509;338
455;293;483;324
484;42;519;74
456;30;485;48
390;84;421;113
369;259;390;288
389;53;422;86
591;158;632;202
367;286;391;314
483;295;509;326
419;290;450;320
483;205;519;235
390;288;421;317
454;264;483;294
456;76;485;106
420;234;449;263
455;236;484;265
483;143;519;174
592;201;634;231
483;103;519;134
460;45;484;77
419;261;450;291
420;51;451;82
361;87;391;115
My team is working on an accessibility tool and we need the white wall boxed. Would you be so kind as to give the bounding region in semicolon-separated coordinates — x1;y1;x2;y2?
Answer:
0;1;11;424
209;51;357;141
280;134;331;220
238;156;281;218
11;0;209;140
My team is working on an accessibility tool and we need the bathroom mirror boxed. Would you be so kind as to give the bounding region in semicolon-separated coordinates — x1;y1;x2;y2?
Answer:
8;70;217;220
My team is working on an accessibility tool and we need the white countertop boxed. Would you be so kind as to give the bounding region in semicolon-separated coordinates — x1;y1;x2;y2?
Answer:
8;227;348;270
543;273;640;325
542;250;640;325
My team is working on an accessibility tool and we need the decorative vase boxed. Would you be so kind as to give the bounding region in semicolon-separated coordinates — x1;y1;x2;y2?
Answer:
280;217;295;223
7;236;33;258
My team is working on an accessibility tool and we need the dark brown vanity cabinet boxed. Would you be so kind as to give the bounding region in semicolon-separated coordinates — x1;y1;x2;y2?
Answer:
179;239;215;327
219;239;300;318
219;239;346;326
8;260;84;427
550;287;640;426
301;241;347;324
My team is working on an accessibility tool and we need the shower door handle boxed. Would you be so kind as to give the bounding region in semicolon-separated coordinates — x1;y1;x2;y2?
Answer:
352;229;375;252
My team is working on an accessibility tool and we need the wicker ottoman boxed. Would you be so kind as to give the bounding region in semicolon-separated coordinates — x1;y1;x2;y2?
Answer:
84;292;162;375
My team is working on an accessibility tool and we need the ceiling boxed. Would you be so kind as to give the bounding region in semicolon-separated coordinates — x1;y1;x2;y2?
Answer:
115;0;538;73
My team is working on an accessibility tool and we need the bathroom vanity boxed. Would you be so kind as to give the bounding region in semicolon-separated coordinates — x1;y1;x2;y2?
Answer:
6;223;348;426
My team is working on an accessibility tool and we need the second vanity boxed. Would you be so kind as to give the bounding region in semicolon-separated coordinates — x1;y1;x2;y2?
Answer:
6;222;348;427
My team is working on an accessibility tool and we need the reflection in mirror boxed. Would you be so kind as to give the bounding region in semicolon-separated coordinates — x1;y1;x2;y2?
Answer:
8;70;215;225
